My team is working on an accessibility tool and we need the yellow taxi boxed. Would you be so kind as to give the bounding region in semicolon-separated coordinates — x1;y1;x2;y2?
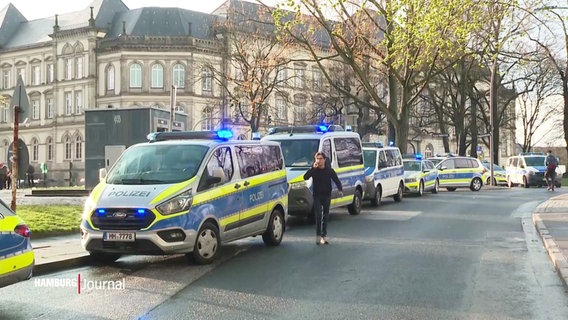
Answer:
403;155;439;196
0;199;34;288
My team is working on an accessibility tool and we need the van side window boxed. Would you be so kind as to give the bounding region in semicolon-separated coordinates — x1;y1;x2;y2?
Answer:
237;145;283;177
335;137;363;168
322;139;332;163
385;149;402;167
455;158;469;168
198;147;233;192
378;150;387;168
441;159;455;169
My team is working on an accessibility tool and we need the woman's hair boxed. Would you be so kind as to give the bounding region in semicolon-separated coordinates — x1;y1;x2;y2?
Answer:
315;151;326;159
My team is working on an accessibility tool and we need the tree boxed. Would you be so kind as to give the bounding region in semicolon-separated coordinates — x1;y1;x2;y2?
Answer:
207;1;293;135
272;0;485;152
525;4;568;164
516;54;563;151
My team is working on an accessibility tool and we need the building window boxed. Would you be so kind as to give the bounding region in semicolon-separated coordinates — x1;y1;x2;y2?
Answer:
312;68;322;89
276;96;286;120
2;70;10;89
31;138;39;162
173;64;185;88
107;65;115;91
295;100;305;122
130;63;142;88
202;107;214;130
17;67;25;84
75;91;82;114
46;98;54;119
65;92;72;115
1;103;7;123
46;137;53;161
151;64;163;88
202;68;212;91
32;66;40;85
75;136;83;160
64;136;72;160
47;64;54;83
276;65;286;83
65;59;73;80
75;56;83;79
32;100;40;120
294;66;305;88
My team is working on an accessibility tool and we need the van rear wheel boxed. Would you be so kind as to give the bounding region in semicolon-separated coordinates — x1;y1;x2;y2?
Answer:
348;189;362;215
262;208;285;246
189;222;220;265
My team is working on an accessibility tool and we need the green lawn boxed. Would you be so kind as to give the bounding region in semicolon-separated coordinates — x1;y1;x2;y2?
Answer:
16;205;83;234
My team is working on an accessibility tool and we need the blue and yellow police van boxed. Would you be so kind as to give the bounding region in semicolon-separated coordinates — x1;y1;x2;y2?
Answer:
362;145;405;205
262;125;365;222
402;155;439;196
81;130;288;265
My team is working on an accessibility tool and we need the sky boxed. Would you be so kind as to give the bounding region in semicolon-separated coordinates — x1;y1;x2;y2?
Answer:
0;0;230;19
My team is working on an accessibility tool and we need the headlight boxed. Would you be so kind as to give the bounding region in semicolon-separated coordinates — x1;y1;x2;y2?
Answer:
365;176;374;183
83;196;96;219
405;177;417;183
156;190;193;216
290;181;307;190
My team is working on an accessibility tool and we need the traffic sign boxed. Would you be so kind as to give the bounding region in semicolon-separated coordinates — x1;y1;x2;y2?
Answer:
9;75;30;122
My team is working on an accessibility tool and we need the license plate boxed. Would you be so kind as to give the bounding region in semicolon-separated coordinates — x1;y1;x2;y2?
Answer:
103;232;135;242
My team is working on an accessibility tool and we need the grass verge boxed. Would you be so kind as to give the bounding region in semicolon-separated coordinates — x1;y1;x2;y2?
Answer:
16;205;83;234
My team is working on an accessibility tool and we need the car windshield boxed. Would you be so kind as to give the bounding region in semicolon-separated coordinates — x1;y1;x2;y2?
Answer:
482;162;504;171
403;160;421;172
525;156;546;167
363;150;377;167
274;139;320;167
106;144;208;185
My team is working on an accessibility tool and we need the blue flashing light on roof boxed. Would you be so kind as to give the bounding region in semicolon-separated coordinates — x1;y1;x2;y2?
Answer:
415;153;423;160
317;125;329;133
389;141;394;146
217;129;233;140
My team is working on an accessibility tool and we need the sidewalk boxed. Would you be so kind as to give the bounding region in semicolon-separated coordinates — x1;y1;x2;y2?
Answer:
532;193;568;287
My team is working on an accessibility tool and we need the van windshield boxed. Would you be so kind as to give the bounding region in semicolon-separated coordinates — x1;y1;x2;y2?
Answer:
106;144;208;185
525;156;546;167
274;139;320;167
363;150;377;167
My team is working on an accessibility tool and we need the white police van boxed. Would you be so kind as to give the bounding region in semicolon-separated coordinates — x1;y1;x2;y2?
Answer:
81;130;288;265
362;144;405;205
262;125;365;222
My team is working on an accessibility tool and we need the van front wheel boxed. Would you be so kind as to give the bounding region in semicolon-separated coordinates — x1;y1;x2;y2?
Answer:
348;189;362;215
263;208;285;246
190;222;220;265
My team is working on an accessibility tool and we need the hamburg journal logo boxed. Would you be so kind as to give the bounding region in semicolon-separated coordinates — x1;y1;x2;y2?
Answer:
34;274;126;294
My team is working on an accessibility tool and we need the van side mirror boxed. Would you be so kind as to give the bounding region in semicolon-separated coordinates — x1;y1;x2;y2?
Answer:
206;177;222;186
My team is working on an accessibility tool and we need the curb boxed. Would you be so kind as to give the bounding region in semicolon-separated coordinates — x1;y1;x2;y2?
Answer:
532;213;568;288
34;255;91;276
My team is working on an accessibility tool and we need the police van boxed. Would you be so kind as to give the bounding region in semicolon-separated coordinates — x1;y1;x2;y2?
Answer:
362;145;405;205
505;153;564;188
262;125;365;222
81;130;288;265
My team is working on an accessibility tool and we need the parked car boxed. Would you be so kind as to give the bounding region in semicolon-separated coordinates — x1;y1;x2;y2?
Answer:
0;199;34;288
481;161;507;186
403;157;439;196
436;156;486;191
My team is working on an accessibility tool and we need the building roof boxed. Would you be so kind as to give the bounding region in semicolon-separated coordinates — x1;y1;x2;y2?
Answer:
0;0;218;50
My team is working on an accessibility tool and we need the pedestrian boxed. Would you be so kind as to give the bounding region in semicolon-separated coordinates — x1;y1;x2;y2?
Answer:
0;163;7;190
545;149;559;191
26;165;35;188
303;151;343;245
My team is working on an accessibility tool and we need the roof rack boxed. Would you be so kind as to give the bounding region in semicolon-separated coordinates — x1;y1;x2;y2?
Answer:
147;130;233;142
267;124;344;135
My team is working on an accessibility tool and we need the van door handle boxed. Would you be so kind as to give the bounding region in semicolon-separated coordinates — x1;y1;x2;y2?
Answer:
243;181;250;187
234;183;241;189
